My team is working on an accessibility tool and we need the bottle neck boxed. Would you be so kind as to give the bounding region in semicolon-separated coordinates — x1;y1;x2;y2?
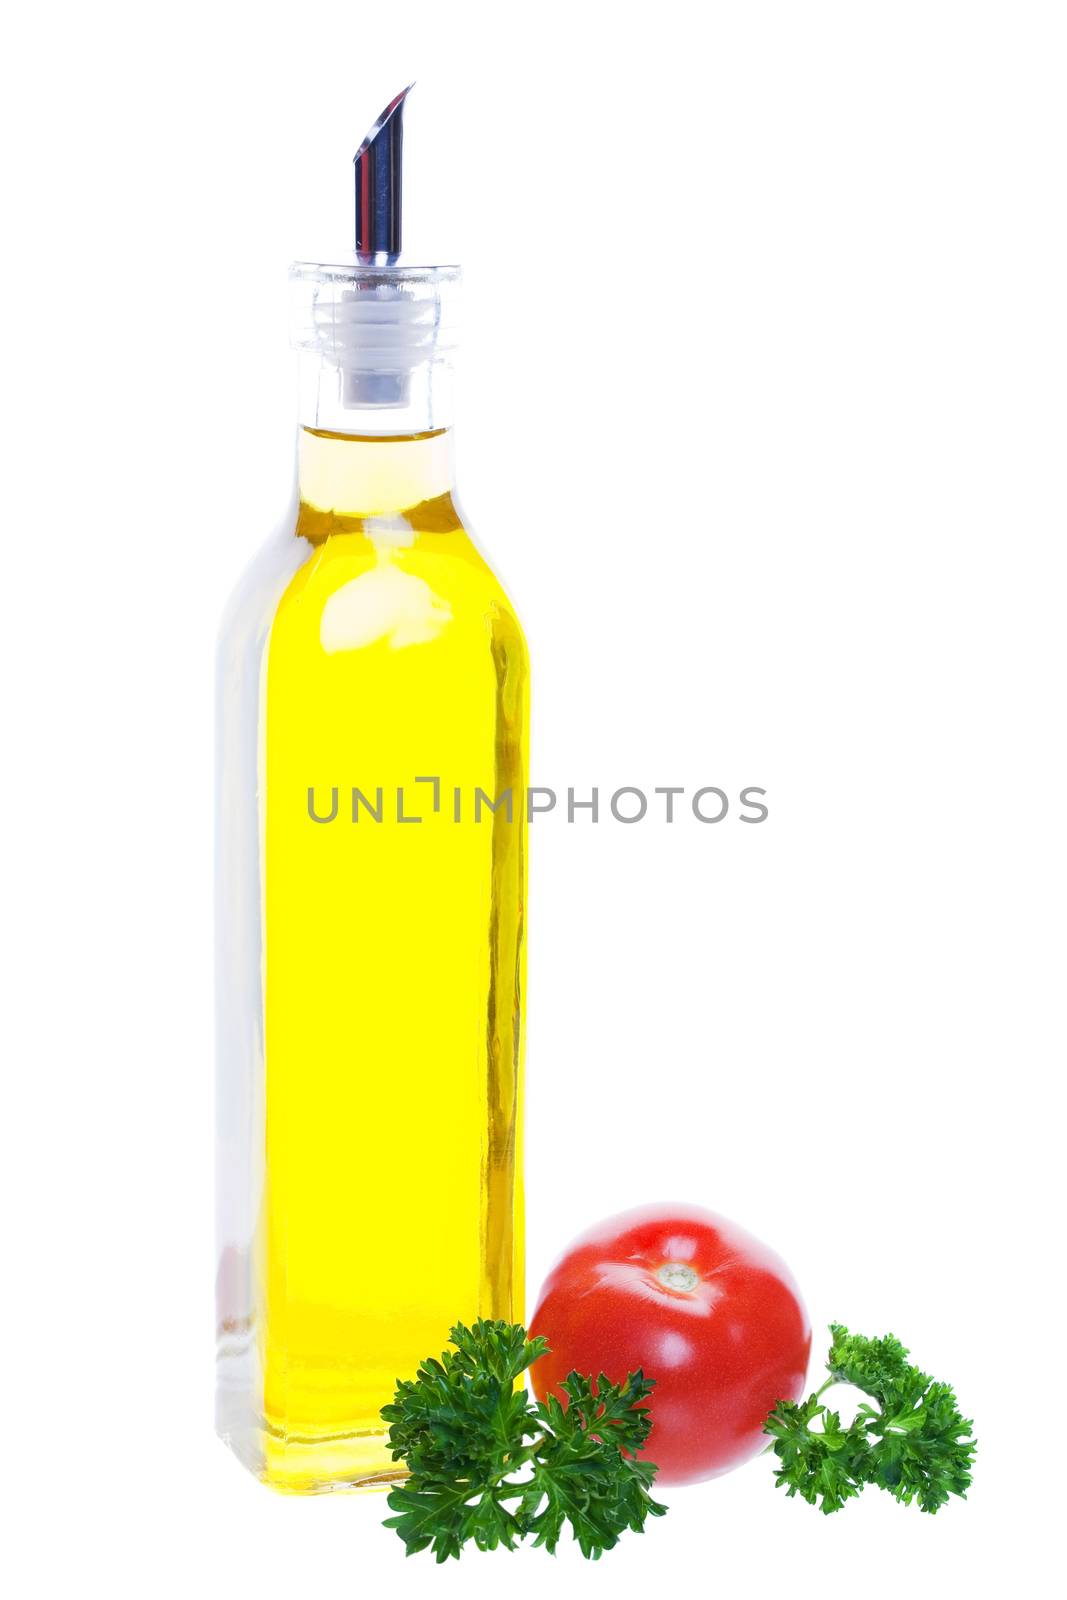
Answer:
297;345;455;438
295;426;457;542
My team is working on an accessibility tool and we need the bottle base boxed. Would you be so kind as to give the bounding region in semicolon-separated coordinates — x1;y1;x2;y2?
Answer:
216;1341;404;1493
217;1417;406;1494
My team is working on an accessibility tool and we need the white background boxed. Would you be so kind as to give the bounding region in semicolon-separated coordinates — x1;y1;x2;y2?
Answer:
2;2;1064;1595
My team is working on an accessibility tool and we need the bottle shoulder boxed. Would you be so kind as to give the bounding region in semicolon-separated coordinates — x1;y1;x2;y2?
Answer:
279;513;523;644
219;497;526;674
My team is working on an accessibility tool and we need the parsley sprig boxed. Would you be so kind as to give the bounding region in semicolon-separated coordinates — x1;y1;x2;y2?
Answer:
381;1319;667;1561
765;1324;976;1515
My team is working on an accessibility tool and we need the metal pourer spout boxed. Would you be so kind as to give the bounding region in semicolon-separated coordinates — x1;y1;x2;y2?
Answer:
354;85;413;262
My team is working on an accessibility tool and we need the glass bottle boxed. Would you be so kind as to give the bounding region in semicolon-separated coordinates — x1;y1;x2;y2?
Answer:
215;166;528;1491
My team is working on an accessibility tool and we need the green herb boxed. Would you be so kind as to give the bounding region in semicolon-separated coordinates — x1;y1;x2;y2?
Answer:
764;1324;976;1514
381;1318;667;1561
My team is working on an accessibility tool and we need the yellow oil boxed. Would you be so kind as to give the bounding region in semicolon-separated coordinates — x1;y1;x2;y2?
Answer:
258;427;527;1490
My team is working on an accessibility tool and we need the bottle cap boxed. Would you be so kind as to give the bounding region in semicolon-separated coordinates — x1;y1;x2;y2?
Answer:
290;88;459;425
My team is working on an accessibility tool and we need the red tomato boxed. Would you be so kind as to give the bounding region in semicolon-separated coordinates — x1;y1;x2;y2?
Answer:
529;1203;811;1486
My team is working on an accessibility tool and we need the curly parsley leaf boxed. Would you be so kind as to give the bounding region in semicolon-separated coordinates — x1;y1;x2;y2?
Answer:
764;1393;868;1513
765;1325;976;1515
381;1319;666;1561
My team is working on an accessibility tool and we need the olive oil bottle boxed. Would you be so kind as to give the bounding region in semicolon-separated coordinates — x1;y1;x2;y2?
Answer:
215;88;528;1491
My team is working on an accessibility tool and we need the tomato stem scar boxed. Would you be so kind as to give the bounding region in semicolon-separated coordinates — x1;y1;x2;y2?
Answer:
655;1263;699;1293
